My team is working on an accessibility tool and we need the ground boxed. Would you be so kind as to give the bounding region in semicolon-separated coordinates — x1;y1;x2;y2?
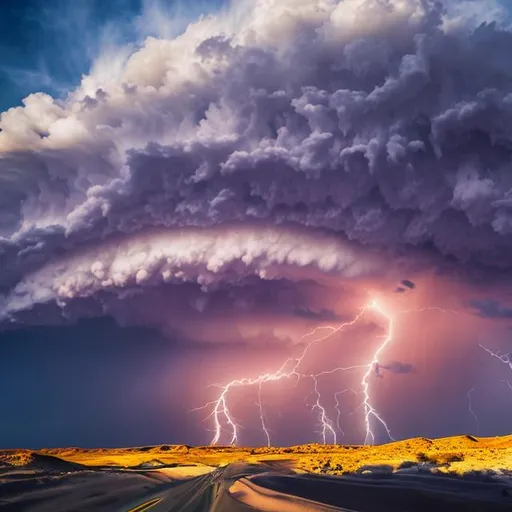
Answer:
2;434;511;476
1;435;512;512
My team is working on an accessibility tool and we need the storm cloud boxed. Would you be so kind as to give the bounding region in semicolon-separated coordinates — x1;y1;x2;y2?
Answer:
471;298;512;318
1;0;512;332
381;361;415;374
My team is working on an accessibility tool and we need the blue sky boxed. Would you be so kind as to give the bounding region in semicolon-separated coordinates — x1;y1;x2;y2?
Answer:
0;0;226;112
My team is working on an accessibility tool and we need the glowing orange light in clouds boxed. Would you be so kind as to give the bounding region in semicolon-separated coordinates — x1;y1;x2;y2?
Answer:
195;298;398;446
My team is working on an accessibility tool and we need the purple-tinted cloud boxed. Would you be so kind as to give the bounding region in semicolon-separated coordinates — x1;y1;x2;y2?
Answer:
1;0;512;332
471;298;512;318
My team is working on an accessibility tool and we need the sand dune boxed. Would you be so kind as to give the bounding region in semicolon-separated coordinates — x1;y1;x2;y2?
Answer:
0;451;86;473
229;476;348;511
229;470;512;512
1;435;511;511
3;433;509;476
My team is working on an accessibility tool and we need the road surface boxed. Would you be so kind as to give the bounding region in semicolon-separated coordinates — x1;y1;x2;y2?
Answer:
2;462;512;511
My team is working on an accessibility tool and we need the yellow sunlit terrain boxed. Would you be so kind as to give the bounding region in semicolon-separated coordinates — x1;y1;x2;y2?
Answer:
1;435;511;476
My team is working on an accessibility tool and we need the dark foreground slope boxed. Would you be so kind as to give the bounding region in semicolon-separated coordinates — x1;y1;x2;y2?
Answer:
1;459;511;512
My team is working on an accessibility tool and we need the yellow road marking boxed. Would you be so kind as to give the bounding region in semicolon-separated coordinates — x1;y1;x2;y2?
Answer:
127;497;162;512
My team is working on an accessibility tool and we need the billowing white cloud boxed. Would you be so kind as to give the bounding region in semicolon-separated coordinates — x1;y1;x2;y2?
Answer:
3;225;387;319
1;0;512;331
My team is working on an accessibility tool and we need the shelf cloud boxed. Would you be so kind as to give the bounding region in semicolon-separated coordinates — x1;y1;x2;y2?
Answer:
1;0;512;333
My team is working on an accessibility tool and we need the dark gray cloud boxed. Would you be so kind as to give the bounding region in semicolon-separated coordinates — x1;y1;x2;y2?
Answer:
470;299;512;318
381;361;415;374
291;308;345;322
0;0;512;330
395;279;416;293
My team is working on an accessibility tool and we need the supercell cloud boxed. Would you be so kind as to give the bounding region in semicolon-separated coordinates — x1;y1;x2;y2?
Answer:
1;0;512;335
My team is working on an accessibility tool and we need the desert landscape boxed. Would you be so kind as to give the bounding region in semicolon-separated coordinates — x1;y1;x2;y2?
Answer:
3;0;512;511
1;434;511;511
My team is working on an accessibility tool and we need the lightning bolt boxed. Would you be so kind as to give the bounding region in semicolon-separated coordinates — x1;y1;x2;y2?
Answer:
467;387;480;434
311;375;337;444
399;306;460;316
257;381;271;448
479;344;512;371
360;300;395;445
197;299;397;446
334;389;356;436
478;343;512;409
